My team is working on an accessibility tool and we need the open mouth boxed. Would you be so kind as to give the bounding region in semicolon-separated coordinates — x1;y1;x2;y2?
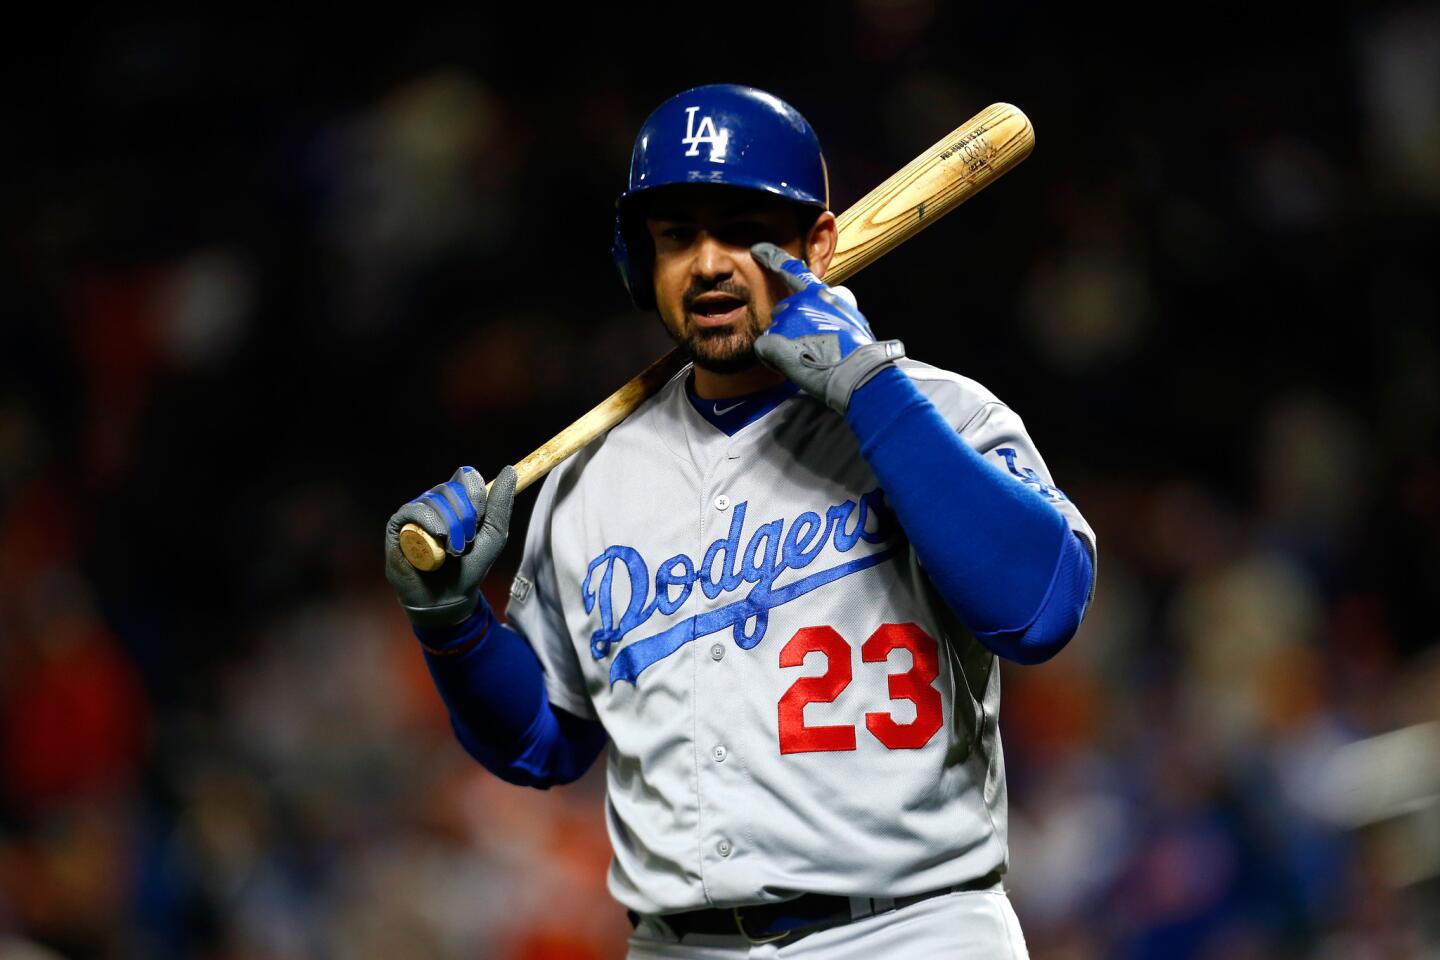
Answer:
688;293;748;328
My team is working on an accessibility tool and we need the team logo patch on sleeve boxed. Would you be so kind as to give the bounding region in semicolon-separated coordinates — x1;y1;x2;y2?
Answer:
510;574;534;605
995;448;1069;502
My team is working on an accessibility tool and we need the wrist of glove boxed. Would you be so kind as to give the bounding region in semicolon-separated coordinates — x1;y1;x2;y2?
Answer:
384;464;517;630
750;242;905;415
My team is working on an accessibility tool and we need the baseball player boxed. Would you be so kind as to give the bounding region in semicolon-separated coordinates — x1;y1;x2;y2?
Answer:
385;84;1097;958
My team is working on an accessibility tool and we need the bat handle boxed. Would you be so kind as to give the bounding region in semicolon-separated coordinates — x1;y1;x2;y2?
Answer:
398;523;446;572
398;474;504;572
397;472;527;575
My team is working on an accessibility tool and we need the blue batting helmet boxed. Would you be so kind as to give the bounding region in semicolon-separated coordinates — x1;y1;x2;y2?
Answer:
612;83;830;309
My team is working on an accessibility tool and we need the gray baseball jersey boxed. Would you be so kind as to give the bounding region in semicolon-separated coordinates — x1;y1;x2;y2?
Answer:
505;357;1096;917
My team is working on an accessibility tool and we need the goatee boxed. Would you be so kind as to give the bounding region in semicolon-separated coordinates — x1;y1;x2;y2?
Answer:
684;303;765;373
671;280;766;373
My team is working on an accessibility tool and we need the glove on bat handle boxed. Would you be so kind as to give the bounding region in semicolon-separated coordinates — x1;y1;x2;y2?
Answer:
400;102;1035;572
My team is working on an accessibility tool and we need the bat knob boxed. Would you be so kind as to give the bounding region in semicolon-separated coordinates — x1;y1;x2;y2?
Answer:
399;523;447;572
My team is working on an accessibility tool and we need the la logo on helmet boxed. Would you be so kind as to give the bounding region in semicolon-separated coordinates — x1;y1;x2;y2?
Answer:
682;106;729;162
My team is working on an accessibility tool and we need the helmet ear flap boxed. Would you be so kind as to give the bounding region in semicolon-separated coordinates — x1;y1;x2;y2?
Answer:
613;193;657;310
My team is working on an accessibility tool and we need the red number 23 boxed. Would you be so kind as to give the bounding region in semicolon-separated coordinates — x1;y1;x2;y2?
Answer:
777;623;942;754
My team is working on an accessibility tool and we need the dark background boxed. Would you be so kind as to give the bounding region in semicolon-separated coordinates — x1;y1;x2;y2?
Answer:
3;4;1438;957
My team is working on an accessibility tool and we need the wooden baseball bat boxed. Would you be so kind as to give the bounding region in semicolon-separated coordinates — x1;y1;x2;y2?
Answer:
399;102;1035;572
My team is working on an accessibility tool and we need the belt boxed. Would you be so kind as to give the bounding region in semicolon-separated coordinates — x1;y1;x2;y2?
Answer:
627;870;1004;946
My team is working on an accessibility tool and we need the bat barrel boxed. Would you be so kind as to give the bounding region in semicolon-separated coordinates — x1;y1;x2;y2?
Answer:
829;103;1032;283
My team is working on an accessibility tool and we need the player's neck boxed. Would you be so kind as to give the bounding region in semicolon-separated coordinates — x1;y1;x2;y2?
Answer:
690;364;788;400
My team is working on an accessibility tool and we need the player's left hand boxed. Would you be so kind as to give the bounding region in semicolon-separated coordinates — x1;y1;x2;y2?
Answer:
750;242;905;415
384;465;517;629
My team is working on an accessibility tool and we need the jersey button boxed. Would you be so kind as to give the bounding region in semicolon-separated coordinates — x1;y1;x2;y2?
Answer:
710;643;725;661
713;495;730;511
717;839;732;857
712;744;727;762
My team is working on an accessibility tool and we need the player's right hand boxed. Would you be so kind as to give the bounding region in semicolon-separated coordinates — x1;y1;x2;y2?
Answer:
384;465;517;630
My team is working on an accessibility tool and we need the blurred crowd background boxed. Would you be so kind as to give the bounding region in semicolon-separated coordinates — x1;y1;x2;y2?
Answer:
4;5;1440;958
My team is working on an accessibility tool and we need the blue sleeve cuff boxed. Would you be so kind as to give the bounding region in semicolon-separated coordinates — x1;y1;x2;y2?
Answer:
413;602;496;657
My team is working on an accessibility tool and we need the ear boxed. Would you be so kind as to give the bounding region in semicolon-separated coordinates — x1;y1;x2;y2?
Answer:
806;211;839;281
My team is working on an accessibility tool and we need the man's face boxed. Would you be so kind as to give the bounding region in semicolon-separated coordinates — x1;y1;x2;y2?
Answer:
645;185;810;374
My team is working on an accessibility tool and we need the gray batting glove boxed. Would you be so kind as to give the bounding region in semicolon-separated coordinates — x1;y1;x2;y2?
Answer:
750;242;904;415
384;464;517;630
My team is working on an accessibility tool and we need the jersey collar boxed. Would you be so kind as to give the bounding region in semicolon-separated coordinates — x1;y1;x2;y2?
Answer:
684;372;801;437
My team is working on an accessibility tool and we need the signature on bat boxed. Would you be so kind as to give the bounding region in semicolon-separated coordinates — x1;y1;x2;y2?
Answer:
939;130;993;174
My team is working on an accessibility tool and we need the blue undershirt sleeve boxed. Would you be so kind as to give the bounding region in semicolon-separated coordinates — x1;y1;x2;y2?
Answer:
845;364;1094;663
413;597;608;788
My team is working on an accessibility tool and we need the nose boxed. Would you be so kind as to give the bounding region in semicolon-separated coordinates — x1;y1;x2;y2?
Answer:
691;230;737;285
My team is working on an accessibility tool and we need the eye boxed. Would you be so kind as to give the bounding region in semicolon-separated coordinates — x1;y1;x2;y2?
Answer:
654;225;695;245
717;220;767;246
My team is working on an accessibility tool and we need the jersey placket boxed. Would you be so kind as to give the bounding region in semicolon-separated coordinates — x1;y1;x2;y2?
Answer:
689;418;771;903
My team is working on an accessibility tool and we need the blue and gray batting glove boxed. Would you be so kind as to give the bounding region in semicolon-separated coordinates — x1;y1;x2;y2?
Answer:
750;242;905;415
384;464;517;629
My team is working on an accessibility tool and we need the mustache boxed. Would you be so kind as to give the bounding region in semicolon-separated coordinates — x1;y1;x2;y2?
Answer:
683;279;752;313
